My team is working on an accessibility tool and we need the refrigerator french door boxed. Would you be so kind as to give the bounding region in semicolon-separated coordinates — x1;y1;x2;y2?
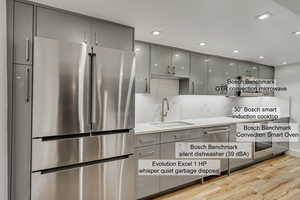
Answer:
32;37;136;200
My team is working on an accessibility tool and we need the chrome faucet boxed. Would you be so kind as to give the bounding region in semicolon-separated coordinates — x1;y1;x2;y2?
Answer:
161;97;170;122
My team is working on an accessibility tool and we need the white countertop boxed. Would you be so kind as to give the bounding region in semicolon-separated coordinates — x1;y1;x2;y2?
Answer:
134;116;290;135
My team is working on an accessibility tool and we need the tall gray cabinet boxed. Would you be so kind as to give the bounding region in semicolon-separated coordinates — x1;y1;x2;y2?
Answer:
12;2;33;200
10;2;134;200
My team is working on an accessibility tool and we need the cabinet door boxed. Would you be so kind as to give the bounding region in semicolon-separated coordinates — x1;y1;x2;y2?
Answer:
136;146;160;199
190;53;207;95
223;60;239;81
150;45;172;75
135;42;150;93
238;62;258;78
11;65;32;200
14;2;33;65
160;142;185;191
36;7;91;44
92;20;133;51
172;49;190;76
272;118;289;155
229;126;254;170
259;65;274;80
207;57;226;95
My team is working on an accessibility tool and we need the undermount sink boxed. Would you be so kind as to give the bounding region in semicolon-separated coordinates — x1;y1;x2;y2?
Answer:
150;121;194;128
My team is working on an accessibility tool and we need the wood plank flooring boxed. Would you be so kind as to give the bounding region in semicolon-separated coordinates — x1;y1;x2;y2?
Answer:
154;155;300;200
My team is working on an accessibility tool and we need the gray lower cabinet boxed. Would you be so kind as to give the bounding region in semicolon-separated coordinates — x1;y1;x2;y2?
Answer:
273;118;289;155
11;65;32;200
172;49;190;76
36;7;91;44
160;142;191;191
14;2;34;65
151;45;172;75
190;53;208;95
91;19;133;51
135;42;150;93
136;145;160;199
229;125;254;170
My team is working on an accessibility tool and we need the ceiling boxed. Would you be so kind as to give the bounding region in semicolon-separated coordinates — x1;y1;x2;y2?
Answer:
30;0;300;66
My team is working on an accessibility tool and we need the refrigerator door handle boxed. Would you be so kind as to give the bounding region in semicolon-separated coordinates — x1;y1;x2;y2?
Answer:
90;52;100;127
25;68;31;102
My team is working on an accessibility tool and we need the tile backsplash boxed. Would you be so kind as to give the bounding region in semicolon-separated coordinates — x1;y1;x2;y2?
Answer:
135;79;290;124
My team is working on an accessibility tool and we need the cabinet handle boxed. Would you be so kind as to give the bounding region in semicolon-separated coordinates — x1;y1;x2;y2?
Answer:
145;78;148;93
84;32;88;44
172;66;176;75
192;81;195;95
167;65;171;74
174;134;189;140
139;151;155;157
139;139;156;145
25;38;30;62
94;32;98;46
26;68;31;102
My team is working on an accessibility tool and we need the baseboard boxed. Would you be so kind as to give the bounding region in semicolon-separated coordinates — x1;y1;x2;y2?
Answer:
287;149;300;157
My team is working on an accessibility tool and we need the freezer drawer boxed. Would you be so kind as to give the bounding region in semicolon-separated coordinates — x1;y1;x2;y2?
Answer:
32;131;134;171
31;155;136;200
33;37;90;138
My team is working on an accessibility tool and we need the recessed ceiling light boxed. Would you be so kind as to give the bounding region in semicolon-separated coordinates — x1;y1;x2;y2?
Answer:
233;50;239;54
175;54;179;57
256;12;272;20
293;31;300;35
151;31;160;36
204;59;210;62
259;56;265;59
200;42;207;46
282;61;287;65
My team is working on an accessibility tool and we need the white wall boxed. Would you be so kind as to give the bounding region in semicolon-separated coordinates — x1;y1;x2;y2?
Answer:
0;0;8;199
136;79;290;124
136;79;235;123
275;63;300;156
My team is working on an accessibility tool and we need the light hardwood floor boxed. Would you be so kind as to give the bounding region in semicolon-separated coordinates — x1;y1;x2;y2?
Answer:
154;155;300;200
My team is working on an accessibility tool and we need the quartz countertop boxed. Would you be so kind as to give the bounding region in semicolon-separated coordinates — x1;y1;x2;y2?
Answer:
134;116;290;135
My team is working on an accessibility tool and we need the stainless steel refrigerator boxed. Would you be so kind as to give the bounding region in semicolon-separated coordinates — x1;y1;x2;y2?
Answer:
31;37;136;200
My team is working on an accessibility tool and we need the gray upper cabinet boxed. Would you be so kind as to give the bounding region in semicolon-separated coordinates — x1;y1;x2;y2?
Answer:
36;7;91;44
190;53;208;95
14;2;34;65
135;42;150;93
207;56;227;95
172;49;190;76
238;62;258;78
259;65;274;80
91;20;133;51
12;65;32;200
151;45;172;75
223;59;239;81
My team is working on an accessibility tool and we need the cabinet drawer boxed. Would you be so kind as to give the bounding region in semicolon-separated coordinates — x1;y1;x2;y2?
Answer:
135;134;160;147
161;129;202;143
